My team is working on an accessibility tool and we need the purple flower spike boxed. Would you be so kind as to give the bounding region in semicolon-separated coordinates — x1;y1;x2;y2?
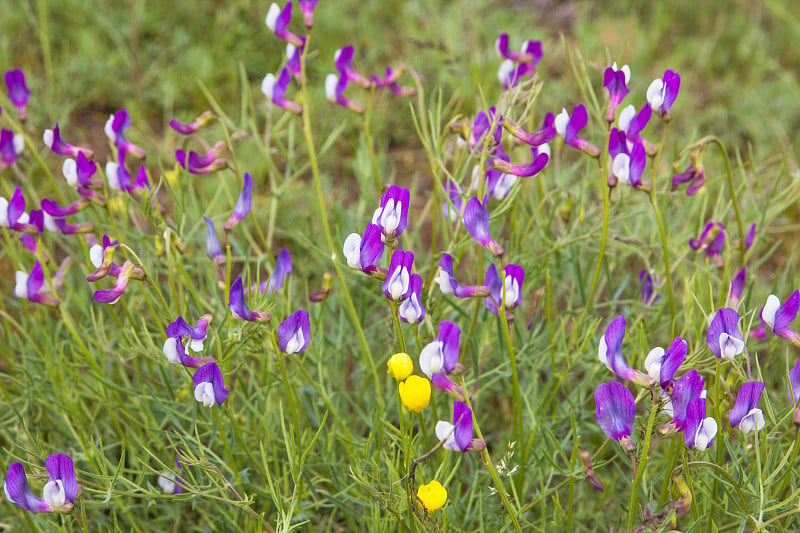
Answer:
169;110;214;135
469;108;502;152
278;309;311;354
93;261;135;304
265;2;304;47
399;273;426;324
689;222;725;261
325;73;364;114
554;104;599;157
594;381;636;451
383;249;414;302
501;113;556;147
612;140;648;189
259;248;293;294
192;362;229;407
436;401;485;452
203;217;225;264
639;270;660;305
644;337;687;391
262;67;302;114
684;398;717;450
0;128;24;168
706;308;745;360
225;173;253;231
420;321;462;382
43;123;93;159
434;253;490;298
104;109;146;158
334;46;371;88
729;381;766;433
463;196;504;256
229;276;271;322
603;63;631;123
668;370;706;430
4;69;30;120
729;267;746;307
485;263;524;315
761;291;800;345
343;222;385;276
618;104;655;155
491;145;550;179
372;185;410;240
14;260;60;306
3;462;52;513
598;316;657;388
298;0;319;27
647;69;681;119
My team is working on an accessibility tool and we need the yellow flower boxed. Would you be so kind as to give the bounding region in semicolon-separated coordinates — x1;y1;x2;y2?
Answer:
164;165;181;187
398;375;431;412
387;352;413;381
108;195;127;215
417;480;447;513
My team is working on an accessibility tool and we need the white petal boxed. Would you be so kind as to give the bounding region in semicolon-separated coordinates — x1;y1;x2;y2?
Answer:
537;143;551;158
285;329;305;355
388;267;409;301
43;129;54;148
399;294;422;324
694;417;718;451
158;473;177;494
435;420;458;450
497;59;515;84
189;338;205;353
646;79;665;109
43;212;58;232
503;275;520;308
598;336;609;368
434;270;453;295
106;162;122;190
104;114;115;140
17;212;28;225
0;197;8;227
12;134;24;155
762;294;781;329
621;64;631;84
261;73;276;99
14;271;29;299
554;108;569;137
419;341;444;378
89;244;103;268
644;347;665;380
738;408;765;433
194;382;216;407
163;337;183;364
325;74;339;102
42;479;65;508
493;174;517;199
380;199;401;235
265;3;280;31
612;153;631;184
62;158;78;187
618;105;636;132
719;333;745;360
286;43;296;58
342;233;362;269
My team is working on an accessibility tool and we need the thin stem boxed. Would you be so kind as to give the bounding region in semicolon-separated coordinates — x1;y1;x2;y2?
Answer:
709;136;746;267
363;88;382;192
585;125;611;310
627;389;659;530
391;302;407;353
497;268;523;477
649;123;676;332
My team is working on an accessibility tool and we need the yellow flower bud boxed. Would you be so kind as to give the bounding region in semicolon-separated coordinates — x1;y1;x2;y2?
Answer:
398;375;431;412
417;480;447;513
387;352;413;381
164;165;181;187
109;195;127;215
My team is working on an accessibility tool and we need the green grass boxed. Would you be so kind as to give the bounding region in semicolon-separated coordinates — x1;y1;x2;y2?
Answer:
2;0;800;531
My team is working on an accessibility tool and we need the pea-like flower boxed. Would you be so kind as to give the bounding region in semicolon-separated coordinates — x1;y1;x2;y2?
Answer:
157;458;186;495
598;316;656;388
729;267;746;308
325;72;364;113
278;309;311;354
666;370;705;431
383;249;414;302
706;308;745;360
203;217;225;264
265;2;304;47
484;263;524;315
398;274;426;324
193;362;229;407
1;187;38;234
342;222;385;277
398;375;431;412
87;235;144;282
297;0;318;27
0;128;24;169
594;380;636;452
491;144;550;179
495;34;542;89
4;69;30;120
434;253;490;298
229;276;272;322
14;260;62;306
286;42;303;81
371;185;410;241
258;248;293;295
224;173;252;231
3;454;80;513
671;149;706;195
416;480;447;513
387;352;413;381
104;108;146;158
639;270;659;305
419;321;463;398
647;69;681;119
603;63;630;123
169;110;214;135
370;67;415;97
611;139;648;190
644;337;687;391
728;381;765;433
554;104;600;157
684;398;717;450
435;401;485;452
463;196;504;256
617;104;655;155
93;260;135;304
334;45;371;88
175;141;227;174
262;67;302;114
62;152;102;189
760;290;800;346
689;222;725;263
468;108;502;152
43;123;93;159
163;315;214;367
501;113;555;148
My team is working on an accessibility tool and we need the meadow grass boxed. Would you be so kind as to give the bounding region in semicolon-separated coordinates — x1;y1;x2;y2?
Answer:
1;0;800;531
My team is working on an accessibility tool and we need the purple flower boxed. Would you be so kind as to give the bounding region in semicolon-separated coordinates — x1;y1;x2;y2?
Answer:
554;104;599;157
229;276;272;323
298;0;318;27
495;34;542;89
62;152;101;189
158;458;186;495
383;249;414;302
370;67;415;97
594;381;636;451
434;253;490;298
598;316;656;388
689;222;725;262
43;123;93;159
258;248;293;294
789;358;800;406
706;308;745;360
729;381;765;433
88;235;144;282
93;260;136;304
491;144;550;180
1;187;39;234
469;108;502;152
463;196;504;256
262;67;302;114
420;322;463;398
372;185;410;240
278;309;311;354
671;152;706;195
484;147;520;199
484;263;524;315
639;270;660;305
286;42;303;81
618;104;655;155
325;72;364;113
342;222;385;276
193;362;229;407
169;110;215;135
0;128;24;169
203;217;225;264
647;69;681;119
175;141;227;175
729;267;746;308
497;59;536;89
163;315;214;368
265;2;304;47
334;45;371;88
644;337;687;391
14;260;61;306
435;401;485;452
684;398;717;450
667;370;706;431
500;113;555;147
224;173;253;231
3;454;79;513
611;140;648;189
104;109;146;158
744;223;756;250
442;180;464;221
603;63;630;123
399;274;426;324
761;291;800;345
4;69;30;120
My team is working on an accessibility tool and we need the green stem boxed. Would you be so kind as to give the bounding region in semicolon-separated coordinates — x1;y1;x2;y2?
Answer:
497;271;523;477
649;123;675;332
627;390;659;530
363;89;382;192
391;303;407;353
584;126;611;310
708;137;746;267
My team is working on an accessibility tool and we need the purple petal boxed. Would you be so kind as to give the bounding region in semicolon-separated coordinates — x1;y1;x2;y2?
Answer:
728;381;764;429
774;290;800;333
203;217;224;263
660;337;687;389
225;173;253;231
3;462;51;512
595;380;635;442
278;309;311;354
438;321;461;373
706;308;742;359
359;223;384;272
566;104;588;144
484;263;501;315
729;267;746;303
261;248;292;294
44;454;78;503
670;370;705;429
744;223;756;249
452;401;474;452
193;361;229;405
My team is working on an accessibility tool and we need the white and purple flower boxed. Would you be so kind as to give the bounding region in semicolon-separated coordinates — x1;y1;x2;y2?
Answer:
398;274;426;325
436;401;485;452
706;308;745;360
595;380;636;452
343;222;385;277
0;128;24;169
420;321;464;398
729;381;765;433
760;290;800;346
484;263;524;315
603;62;630;123
644;336;687;391
646;69;681;119
4;69;30;120
554;104;599;157
434;253;490;298
104;108;146;158
325;72;364;113
229;276;272;323
372;185;410;241
3;454;80;513
262;67;302;114
598;316;657;388
43;123;93;159
278;309;311;354
383;249;414;302
265;2;304;47
684;398;717;451
193;362;229;407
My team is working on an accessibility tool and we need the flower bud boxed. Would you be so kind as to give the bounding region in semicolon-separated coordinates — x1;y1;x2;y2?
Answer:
387;352;413;381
